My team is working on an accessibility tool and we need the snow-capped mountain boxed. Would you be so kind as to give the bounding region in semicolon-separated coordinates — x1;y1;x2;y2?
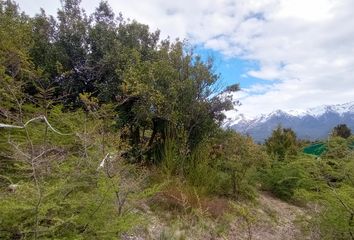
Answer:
229;102;354;142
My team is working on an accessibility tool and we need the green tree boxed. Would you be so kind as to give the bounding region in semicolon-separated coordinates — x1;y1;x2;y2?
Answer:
117;40;239;163
87;1;125;102
55;0;92;106
332;124;352;139
0;0;38;123
265;126;298;161
30;9;58;80
214;131;268;198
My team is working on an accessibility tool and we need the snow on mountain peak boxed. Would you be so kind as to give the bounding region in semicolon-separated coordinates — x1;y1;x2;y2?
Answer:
230;101;354;142
287;109;307;116
228;101;354;125
304;101;354;117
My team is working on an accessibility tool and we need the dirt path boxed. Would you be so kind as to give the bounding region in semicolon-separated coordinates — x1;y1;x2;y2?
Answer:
226;192;308;240
123;192;309;240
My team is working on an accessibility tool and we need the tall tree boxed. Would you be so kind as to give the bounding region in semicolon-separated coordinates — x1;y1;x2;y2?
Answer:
117;39;239;162
55;0;92;106
332;124;351;139
0;0;34;122
265;126;298;161
30;9;57;80
87;1;124;102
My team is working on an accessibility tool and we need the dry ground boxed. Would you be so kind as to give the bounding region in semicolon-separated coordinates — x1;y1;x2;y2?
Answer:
123;191;309;240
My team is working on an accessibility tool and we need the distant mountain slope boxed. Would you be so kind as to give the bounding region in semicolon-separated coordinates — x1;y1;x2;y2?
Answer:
230;102;354;142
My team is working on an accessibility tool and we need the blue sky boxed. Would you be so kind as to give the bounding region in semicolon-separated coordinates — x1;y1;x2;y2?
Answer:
194;46;262;90
16;0;354;118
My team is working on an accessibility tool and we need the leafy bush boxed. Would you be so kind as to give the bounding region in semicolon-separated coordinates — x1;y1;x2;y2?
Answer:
260;156;317;200
0;107;155;239
323;136;351;159
213;131;268;199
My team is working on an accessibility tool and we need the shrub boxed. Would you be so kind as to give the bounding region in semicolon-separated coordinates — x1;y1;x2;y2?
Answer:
260;157;317;201
323;136;351;159
212;131;268;199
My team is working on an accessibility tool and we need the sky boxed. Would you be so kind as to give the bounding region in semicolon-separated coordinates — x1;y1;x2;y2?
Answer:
15;0;354;118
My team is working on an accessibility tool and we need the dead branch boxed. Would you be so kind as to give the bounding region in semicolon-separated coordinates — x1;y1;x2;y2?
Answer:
0;115;72;136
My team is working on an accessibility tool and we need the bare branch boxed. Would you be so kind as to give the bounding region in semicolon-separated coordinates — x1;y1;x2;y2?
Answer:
0;116;72;136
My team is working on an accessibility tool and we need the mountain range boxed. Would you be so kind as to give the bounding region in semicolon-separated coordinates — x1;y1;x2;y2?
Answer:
228;102;354;142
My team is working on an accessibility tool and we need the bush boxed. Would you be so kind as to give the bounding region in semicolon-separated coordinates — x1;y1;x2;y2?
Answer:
187;161;229;196
213;131;268;199
158;130;267;199
0;108;152;239
260;157;317;201
323;136;351;159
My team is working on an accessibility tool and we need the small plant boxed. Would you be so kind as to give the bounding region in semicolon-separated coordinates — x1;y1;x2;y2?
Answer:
230;202;257;240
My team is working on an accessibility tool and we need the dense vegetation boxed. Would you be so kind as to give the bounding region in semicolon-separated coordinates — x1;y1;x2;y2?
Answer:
261;125;354;239
1;0;354;239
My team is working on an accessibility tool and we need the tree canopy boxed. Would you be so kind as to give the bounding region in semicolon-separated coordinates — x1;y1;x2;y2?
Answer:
265;126;298;161
332;123;352;139
0;0;239;163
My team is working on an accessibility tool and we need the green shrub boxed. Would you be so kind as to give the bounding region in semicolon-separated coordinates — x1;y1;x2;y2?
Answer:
187;161;229;196
260;157;316;200
213;131;268;199
323;136;351;159
160;137;181;177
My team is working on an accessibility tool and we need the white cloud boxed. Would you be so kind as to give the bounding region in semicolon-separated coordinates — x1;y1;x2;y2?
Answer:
16;0;354;117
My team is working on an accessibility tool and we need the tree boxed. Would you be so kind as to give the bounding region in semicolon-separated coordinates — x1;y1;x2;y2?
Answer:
332;124;351;139
87;1;125;102
265;126;298;161
30;9;58;80
0;0;35;123
116;39;239;163
55;0;92;106
213;131;267;198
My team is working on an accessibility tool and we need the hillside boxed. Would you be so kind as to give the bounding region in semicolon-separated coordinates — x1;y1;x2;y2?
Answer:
1;1;354;240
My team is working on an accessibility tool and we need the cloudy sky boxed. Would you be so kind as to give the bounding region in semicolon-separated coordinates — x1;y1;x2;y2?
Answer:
16;0;354;118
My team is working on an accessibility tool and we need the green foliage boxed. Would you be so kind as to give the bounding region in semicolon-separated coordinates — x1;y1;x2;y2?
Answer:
265;126;298;161
185;145;229;195
299;154;354;239
160;137;181;177
332;123;352;139
315;185;354;239
212;131;268;199
323;136;351;159
181;131;267;199
0;105;154;239
0;0;34;123
9;0;354;239
260;156;318;200
263;134;354;238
